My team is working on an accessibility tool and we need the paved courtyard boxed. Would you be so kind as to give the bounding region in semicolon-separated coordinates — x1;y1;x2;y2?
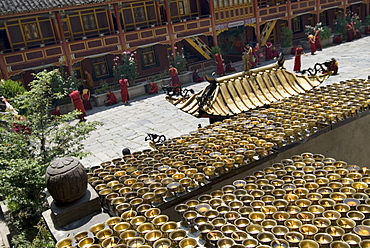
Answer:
80;36;370;168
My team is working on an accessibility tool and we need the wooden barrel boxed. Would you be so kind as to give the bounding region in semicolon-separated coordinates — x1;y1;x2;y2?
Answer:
46;157;88;203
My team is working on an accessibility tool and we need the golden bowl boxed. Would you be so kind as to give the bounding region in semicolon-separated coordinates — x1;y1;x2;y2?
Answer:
127;237;145;248
105;217;121;229
153;238;171;248
152;215;169;228
89;223;105;236
161;221;178;236
179;237;197;248
217;237;235;248
96;228;113;241
73;231;88;242
299;239;319;248
169;229;187;242
77;237;94;248
56;238;73;248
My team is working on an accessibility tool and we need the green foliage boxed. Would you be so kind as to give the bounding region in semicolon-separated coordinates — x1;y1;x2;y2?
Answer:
320;25;332;40
11;219;55;248
113;51;138;83
0;79;26;100
0;69;102;237
169;47;187;74
211;46;221;55
280;26;293;48
0;159;45;230
364;14;370;26
334;11;347;37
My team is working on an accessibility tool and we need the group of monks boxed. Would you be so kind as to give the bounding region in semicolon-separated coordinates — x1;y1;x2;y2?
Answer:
293;30;338;75
215;41;279;75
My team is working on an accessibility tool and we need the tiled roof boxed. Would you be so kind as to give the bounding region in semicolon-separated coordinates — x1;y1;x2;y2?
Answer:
166;62;330;118
0;0;108;16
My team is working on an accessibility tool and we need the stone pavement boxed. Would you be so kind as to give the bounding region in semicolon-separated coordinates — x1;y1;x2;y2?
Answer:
80;35;370;169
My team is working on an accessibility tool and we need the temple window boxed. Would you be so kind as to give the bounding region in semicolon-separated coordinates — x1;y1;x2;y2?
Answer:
92;56;110;78
22;23;40;40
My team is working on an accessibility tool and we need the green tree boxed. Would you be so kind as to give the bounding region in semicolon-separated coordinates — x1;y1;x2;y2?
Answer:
0;69;102;241
280;26;293;48
0;79;26;100
113;51;138;83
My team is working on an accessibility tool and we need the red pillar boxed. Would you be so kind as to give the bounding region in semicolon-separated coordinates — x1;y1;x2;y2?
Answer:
0;53;9;80
164;0;176;61
209;0;218;47
252;0;261;43
114;4;127;51
55;12;72;74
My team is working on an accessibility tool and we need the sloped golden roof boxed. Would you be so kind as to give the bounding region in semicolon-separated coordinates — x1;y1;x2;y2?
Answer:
166;61;330;118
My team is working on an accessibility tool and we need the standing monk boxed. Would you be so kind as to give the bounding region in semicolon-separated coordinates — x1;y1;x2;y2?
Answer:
84;70;95;93
347;23;355;41
69;88;86;122
245;45;256;69
119;78;129;104
265;41;273;60
169;65;181;94
293;45;305;72
214;52;225;76
308;34;316;55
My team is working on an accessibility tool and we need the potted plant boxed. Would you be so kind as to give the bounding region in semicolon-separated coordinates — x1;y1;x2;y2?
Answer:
113;51;138;84
363;15;370;35
280;26;293;54
333;11;347;43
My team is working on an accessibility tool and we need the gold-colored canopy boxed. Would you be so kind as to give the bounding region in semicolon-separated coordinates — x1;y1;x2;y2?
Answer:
166;62;330;118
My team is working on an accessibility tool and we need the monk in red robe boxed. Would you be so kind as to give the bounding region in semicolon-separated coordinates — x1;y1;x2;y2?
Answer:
119;78;129;104
192;69;204;82
293;45;305;72
214;53;225;76
347;23;355;41
105;91;118;105
308;34;316;55
148;81;159;94
314;30;322;51
169;65;181;94
265;41;273;60
69;88;86;122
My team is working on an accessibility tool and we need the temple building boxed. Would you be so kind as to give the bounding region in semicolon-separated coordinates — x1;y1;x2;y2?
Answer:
0;0;368;89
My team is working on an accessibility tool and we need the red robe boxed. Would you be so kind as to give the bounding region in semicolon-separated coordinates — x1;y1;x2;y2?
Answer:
347;24;355;41
265;42;273;60
148;83;159;94
293;47;304;72
315;31;322;50
308;35;316;54
105;92;117;105
169;67;181;87
214;53;225;75
69;90;86;120
247;47;256;68
119;79;129;103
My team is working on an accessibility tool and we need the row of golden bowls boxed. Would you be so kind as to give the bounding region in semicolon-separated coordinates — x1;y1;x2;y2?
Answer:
170;152;370;247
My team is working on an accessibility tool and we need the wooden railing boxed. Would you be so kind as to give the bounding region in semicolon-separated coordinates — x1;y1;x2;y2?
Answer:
172;16;213;39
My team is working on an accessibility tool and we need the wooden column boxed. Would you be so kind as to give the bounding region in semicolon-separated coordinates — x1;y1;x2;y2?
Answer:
164;0;176;61
252;0;261;43
208;0;218;47
114;4;126;51
287;1;292;30
55;12;72;74
0;53;8;80
315;0;320;24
